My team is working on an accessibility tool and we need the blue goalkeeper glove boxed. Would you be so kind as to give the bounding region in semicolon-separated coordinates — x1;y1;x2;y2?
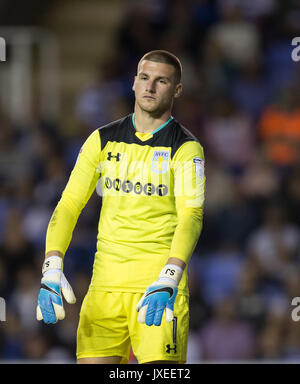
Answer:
36;256;76;324
136;264;183;326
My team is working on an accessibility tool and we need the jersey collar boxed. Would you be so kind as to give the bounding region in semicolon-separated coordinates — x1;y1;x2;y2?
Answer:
131;113;174;136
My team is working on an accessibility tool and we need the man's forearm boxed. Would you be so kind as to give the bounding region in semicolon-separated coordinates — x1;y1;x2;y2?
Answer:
45;199;80;257
168;207;203;266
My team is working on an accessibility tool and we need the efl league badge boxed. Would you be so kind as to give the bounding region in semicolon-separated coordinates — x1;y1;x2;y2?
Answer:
151;150;170;174
193;157;204;178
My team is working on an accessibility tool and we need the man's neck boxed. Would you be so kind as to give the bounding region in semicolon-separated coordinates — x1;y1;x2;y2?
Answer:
133;108;172;133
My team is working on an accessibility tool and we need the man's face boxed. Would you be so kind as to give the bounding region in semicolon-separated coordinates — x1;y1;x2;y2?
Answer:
132;60;182;115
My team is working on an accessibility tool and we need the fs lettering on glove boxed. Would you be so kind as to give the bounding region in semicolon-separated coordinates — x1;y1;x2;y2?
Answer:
136;264;183;326
36;256;76;324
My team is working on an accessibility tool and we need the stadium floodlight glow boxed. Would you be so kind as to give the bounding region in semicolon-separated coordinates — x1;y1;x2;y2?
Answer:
0;37;6;62
0;297;5;321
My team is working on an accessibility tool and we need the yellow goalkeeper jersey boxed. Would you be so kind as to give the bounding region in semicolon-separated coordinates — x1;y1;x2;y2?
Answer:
46;114;205;296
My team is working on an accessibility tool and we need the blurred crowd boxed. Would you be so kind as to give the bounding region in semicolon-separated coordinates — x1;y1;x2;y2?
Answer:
0;0;300;363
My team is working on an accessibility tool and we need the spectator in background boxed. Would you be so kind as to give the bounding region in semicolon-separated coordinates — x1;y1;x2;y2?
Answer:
0;259;10;300
22;204;53;251
258;85;300;170
189;0;219;62
188;263;211;332
55;300;80;355
239;149;280;204
0;208;36;287
9;177;35;213
33;155;68;208
117;1;162;75
235;260;266;331
159;2;203;95
197;158;236;250
186;265;210;363
0;310;24;360
9;266;40;332
75;56;130;130
21;128;64;188
22;331;50;362
219;0;276;22
207;3;261;68
231;59;272;121
202;157;236;216
203;96;255;176
0;113;32;186
281;320;300;362
214;186;259;248
197;241;244;306
199;296;257;361
282;167;300;226
246;203;300;288
172;92;204;138
202;1;261;97
264;10;300;92
257;310;285;361
71;56;132;172
238;148;280;224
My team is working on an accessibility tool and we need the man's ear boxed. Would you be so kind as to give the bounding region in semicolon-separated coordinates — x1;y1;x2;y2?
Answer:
174;83;182;99
132;76;137;91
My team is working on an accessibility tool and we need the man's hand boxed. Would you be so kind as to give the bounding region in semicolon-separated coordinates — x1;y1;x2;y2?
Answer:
136;264;183;326
36;256;76;324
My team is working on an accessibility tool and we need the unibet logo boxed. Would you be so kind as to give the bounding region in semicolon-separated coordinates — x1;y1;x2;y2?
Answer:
104;177;168;196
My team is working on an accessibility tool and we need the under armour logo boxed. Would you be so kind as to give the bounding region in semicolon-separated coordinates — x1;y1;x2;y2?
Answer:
107;152;121;161
166;344;177;354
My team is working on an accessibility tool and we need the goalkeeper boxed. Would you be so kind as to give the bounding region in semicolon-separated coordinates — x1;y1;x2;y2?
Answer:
36;50;205;364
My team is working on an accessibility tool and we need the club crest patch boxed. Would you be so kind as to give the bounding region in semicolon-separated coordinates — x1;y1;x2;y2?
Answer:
151;150;170;174
193;157;204;178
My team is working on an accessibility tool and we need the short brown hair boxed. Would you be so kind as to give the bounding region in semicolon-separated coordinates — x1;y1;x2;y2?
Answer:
138;50;182;84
